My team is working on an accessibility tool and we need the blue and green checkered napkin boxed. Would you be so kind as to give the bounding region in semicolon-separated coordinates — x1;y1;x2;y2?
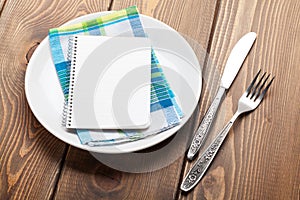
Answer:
49;6;183;146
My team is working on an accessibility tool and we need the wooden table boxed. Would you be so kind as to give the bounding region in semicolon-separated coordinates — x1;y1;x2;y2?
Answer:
0;0;299;199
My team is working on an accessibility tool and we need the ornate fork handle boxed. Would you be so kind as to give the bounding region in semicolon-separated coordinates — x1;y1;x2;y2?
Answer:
181;116;237;192
187;86;226;160
182;70;274;192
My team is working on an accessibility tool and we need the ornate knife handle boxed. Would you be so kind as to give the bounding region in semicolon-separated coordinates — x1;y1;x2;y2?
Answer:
187;86;226;160
181;120;234;192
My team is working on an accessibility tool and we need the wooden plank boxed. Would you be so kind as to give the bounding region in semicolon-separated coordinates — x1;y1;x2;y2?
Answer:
180;0;300;199
54;0;220;199
0;0;7;14
54;148;187;199
0;0;111;199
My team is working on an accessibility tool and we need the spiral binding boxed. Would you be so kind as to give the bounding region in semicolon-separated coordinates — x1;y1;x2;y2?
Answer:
62;36;78;127
61;100;68;126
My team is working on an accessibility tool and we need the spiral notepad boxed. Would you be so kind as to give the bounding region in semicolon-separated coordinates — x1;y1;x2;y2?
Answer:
64;35;152;129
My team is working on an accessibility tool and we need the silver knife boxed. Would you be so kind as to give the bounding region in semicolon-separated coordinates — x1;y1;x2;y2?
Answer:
187;32;257;160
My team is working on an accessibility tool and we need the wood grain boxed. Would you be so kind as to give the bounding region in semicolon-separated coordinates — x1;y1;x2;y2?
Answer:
0;0;7;15
0;0;110;199
54;148;187;200
181;0;300;199
1;0;299;199
53;0;220;199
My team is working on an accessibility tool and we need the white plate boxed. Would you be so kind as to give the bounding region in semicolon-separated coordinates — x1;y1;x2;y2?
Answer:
25;12;202;153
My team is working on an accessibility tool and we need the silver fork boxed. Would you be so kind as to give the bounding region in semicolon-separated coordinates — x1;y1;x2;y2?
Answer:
181;70;274;192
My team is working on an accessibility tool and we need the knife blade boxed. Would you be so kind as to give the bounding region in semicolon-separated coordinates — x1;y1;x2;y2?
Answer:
187;32;257;161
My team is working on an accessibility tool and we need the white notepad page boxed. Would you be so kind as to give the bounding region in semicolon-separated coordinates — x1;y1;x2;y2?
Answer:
66;35;151;129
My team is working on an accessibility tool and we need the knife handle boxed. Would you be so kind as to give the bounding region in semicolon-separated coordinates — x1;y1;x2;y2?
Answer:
181;119;234;192
187;86;226;160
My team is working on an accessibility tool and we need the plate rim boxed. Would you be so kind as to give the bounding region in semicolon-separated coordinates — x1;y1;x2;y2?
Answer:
25;11;202;153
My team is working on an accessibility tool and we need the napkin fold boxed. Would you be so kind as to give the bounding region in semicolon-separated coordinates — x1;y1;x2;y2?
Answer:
49;6;183;146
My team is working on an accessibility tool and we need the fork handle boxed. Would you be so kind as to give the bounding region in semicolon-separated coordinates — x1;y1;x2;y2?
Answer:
187;86;226;160
181;115;238;192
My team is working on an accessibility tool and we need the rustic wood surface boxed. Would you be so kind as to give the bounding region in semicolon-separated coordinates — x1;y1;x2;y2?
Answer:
0;0;299;199
181;0;300;199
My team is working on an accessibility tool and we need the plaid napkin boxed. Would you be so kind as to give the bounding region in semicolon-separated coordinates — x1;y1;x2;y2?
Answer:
49;6;183;146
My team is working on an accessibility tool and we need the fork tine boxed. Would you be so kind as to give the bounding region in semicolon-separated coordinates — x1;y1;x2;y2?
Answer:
257;76;275;100
254;73;270;100
246;70;261;96
250;72;266;99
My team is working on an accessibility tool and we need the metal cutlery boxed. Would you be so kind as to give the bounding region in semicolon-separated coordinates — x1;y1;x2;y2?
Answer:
187;32;257;160
181;70;274;192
